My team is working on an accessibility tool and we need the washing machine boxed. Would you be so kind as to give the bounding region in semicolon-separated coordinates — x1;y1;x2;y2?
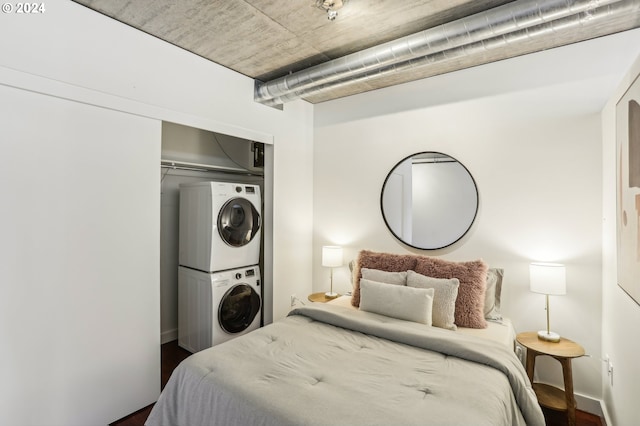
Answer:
178;265;261;353
179;181;261;273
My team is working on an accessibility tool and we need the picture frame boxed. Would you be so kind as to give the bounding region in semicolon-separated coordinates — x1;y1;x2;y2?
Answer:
616;72;640;306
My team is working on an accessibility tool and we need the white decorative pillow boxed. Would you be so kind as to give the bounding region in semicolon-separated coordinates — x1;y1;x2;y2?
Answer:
359;279;434;325
484;268;504;320
361;268;407;286
407;270;459;330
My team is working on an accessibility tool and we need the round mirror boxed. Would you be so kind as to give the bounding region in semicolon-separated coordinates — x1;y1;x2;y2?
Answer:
380;152;479;250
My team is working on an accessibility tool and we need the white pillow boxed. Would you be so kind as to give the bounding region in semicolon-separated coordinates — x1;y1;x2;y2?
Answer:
407;270;459;330
359;278;434;325
361;268;407;285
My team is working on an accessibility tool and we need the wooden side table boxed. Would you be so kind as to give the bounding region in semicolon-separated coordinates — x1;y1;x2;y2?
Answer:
308;292;340;303
516;331;585;426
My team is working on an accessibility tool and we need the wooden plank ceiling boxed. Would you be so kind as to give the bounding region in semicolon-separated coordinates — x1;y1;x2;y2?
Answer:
73;0;640;104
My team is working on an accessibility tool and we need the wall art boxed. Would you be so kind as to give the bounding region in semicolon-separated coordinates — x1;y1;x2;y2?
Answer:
617;72;640;306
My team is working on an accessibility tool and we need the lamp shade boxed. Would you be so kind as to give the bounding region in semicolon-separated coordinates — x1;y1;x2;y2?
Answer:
529;263;566;295
322;246;343;267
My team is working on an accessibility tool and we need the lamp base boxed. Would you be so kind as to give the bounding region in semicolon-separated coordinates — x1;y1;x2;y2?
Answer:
324;291;339;299
537;330;561;342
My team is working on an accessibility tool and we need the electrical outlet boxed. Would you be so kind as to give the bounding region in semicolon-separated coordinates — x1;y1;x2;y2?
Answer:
289;294;306;308
605;354;614;386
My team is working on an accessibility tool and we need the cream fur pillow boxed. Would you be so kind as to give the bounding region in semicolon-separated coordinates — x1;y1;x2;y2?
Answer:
407;270;459;330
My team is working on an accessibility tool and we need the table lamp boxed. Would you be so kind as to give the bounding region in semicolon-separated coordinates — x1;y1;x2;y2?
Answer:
322;246;343;299
529;262;566;342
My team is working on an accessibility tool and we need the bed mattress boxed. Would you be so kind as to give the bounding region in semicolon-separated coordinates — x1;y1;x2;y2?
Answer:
147;304;543;426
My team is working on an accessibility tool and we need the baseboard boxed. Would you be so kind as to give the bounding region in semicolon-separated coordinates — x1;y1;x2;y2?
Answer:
600;400;612;426
161;328;178;344
575;393;604;418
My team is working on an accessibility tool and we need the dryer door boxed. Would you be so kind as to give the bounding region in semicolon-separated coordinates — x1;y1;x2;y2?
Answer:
218;284;261;334
218;198;261;247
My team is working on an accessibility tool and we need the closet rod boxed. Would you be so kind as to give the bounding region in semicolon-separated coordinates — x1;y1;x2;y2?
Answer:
161;159;261;176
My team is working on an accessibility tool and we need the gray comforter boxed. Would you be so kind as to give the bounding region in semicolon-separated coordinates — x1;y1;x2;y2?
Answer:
146;304;545;426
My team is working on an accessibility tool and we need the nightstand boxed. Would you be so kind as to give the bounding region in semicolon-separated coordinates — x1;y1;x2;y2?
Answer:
307;292;340;303
516;331;585;426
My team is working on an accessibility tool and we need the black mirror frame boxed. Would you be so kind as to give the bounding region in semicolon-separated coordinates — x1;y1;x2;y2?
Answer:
380;151;479;250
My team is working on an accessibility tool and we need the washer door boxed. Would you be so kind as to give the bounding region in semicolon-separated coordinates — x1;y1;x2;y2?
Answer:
218;198;261;247
218;284;261;334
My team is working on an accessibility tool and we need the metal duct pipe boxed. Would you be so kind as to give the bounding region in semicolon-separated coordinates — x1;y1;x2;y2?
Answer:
267;0;638;106
254;0;637;107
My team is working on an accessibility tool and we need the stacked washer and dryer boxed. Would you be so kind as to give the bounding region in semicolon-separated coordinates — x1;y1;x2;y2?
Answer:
178;181;262;353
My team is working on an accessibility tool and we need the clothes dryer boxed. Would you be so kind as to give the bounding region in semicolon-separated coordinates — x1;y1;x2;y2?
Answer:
178;265;261;353
179;181;261;272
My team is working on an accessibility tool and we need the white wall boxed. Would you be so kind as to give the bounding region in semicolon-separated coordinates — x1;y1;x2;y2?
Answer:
0;1;313;423
601;54;640;426
314;30;640;411
0;0;314;322
0;4;315;313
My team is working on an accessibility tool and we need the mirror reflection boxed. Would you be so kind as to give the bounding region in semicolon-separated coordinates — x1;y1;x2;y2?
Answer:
380;152;479;250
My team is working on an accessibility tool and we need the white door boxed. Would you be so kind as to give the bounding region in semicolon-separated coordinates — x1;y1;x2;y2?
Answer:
0;84;161;425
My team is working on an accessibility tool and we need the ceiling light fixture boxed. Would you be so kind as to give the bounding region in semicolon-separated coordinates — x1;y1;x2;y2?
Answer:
316;0;347;21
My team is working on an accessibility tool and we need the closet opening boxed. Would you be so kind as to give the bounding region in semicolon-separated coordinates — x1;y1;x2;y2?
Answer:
159;121;267;346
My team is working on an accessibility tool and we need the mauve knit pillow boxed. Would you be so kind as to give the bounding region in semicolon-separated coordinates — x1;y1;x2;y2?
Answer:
414;257;488;329
351;250;418;308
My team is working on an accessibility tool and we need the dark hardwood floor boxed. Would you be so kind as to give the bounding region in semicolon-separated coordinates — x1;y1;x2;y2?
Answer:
543;407;604;426
112;340;604;426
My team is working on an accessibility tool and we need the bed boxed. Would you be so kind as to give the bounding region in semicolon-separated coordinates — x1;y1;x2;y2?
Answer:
146;250;544;426
327;294;517;348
